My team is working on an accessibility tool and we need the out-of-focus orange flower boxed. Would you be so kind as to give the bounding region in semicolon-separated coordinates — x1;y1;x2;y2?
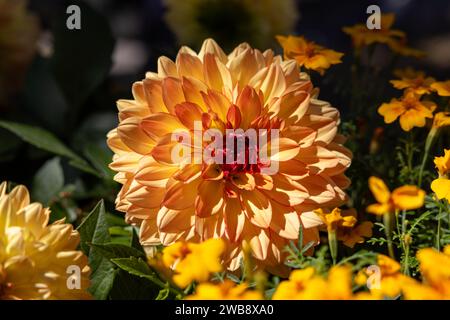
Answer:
107;39;352;274
431;149;450;202
186;280;263;300
390;68;435;95
431;80;450;97
402;246;450;299
162;239;225;288
432;112;450;129
343;13;423;57
378;90;436;131
276;35;343;75
366;176;425;215
0;182;91;300
0;0;39;105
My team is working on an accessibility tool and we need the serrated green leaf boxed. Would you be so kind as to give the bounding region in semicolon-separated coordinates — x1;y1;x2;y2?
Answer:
88;262;118;300
0;120;99;176
88;242;146;260
32;157;64;205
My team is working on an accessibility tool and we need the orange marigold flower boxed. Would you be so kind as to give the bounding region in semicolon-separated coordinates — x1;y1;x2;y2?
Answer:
390;68;435;95
162;239;225;288
431;80;450;97
343;13;423;57
431;149;450;202
314;207;356;232
432;112;450;129
107;39;352;274
378;90;436;131
186;280;263;300
0;182;91;300
336;209;373;248
276;35;343;75
367;176;425;215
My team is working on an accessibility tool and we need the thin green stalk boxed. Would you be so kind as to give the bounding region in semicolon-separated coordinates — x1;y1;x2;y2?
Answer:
384;212;395;259
328;231;338;265
401;210;410;276
436;205;442;251
418;127;438;187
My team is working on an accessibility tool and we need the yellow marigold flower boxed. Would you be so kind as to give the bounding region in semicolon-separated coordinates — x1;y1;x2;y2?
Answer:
314;208;356;232
431;80;450;97
164;0;298;51
378;90;436;132
107;39;352;274
0;0;39;105
337;220;373;248
162;239;225;288
431;149;450;202
367;176;425;215
366;255;416;298
390;68;435;95
0;182;91;300
432;112;450;129
186;280;263;300
273;266;360;300
276;35;343;75
403;247;450;299
343;13;422;57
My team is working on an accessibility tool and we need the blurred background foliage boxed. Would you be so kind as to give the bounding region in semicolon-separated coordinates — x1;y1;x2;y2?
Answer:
0;0;449;298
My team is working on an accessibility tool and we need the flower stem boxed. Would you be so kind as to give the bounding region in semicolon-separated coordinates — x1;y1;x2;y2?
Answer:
401;210;410;276
418;127;438;187
436;205;442;251
383;212;395;259
328;231;338;265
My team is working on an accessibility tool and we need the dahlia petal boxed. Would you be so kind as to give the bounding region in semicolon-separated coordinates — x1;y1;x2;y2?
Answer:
236;86;262;129
263;174;308;206
135;156;178;188
117;99;150;121
241;189;272;228
223;196;245;242
270;137;300;162
141;112;183;141
195;180;225;218
110;152;143;173
157;206;195;233
176;51;204;80
142;78;167;113
125;185;165;210
299;211;324;229
163;179;200;210
230;173;255;191
246;226;270;261
203;53;233;93
201;89;230;122
198;38;228;64
268;90;310;123
173;163;202;183
175;102;203;130
117;117;154;154
157;56;177;77
131;81;147;105
181;76;208;110
162;77;185;114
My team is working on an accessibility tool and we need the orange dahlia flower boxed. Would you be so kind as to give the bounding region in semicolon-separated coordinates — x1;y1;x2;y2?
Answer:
107;39;351;274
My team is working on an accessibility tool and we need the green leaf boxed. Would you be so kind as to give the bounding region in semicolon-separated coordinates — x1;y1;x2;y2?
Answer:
83;143;114;180
0;120;99;176
32;157;64;205
155;288;170;300
77;200;116;299
88;242;146;260
109;270;160;300
89;263;118;300
77;200;110;257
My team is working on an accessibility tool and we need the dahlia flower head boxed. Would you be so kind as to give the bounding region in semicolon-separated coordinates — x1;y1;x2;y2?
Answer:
0;182;91;299
108;39;351;274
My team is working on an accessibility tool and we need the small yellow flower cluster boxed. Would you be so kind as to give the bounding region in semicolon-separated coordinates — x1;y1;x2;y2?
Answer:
314;208;373;248
431;149;450;202
161;239;225;288
276;35;343;75
343;13;423;57
379;68;450;132
186;281;263;300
